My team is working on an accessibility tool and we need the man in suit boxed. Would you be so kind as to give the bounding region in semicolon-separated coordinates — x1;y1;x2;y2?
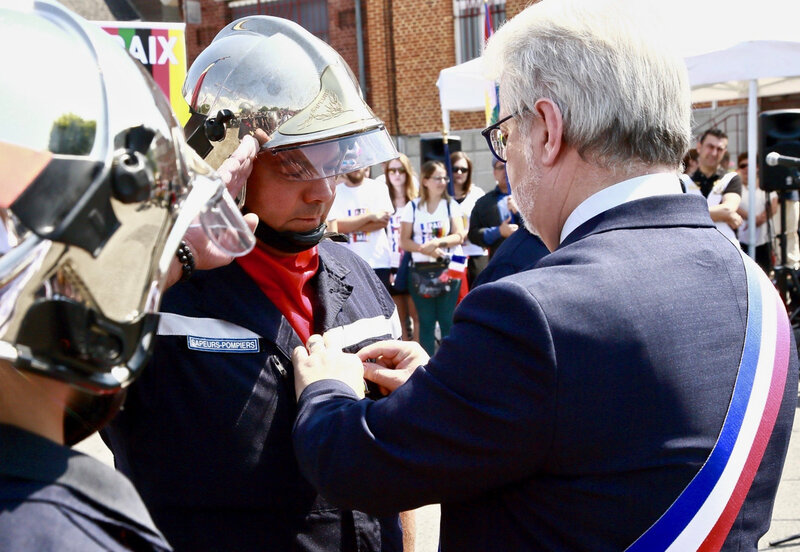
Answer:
290;0;798;550
467;159;520;258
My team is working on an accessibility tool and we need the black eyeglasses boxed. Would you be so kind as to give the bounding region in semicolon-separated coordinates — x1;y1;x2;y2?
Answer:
738;163;748;169
481;108;528;163
452;166;469;174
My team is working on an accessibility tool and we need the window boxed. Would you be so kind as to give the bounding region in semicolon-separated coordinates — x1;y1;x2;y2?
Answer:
230;0;329;43
453;0;506;64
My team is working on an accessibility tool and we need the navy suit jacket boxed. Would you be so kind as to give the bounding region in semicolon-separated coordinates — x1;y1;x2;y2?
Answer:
293;193;798;551
472;226;550;287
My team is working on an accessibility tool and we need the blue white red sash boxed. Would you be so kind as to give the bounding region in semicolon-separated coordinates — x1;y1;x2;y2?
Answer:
626;251;791;551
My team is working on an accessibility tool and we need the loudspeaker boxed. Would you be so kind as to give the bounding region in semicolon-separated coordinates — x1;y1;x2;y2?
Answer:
759;109;800;192
420;136;462;165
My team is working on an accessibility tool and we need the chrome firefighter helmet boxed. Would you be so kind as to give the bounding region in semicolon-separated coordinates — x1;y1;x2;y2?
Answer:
183;15;398;180
0;1;255;401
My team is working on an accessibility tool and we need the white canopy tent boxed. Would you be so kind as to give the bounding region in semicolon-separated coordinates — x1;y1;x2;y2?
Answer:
436;56;491;135
435;0;800;250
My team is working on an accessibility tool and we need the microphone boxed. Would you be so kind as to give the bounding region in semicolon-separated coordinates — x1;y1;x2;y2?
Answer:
766;151;800;168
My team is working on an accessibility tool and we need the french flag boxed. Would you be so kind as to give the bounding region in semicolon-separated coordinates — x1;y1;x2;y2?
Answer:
446;254;468;280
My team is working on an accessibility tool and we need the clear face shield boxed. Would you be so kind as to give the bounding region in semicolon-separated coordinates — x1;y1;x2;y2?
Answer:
258;127;398;182
160;144;255;278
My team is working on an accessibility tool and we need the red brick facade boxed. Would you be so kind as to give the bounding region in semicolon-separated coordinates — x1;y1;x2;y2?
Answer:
362;0;529;136
327;0;361;88
184;1;229;63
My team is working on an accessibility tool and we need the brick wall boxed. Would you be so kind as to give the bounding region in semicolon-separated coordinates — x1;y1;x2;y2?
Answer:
362;0;534;138
328;0;361;91
361;0;389;132
184;1;230;64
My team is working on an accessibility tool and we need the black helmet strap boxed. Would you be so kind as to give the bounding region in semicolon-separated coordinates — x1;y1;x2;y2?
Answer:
251;217;328;254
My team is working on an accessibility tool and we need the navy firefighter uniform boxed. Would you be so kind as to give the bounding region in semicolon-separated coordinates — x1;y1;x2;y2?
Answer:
0;424;171;552
103;240;401;551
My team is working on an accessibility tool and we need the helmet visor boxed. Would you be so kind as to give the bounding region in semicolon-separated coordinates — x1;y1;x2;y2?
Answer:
157;144;255;279
260;126;398;181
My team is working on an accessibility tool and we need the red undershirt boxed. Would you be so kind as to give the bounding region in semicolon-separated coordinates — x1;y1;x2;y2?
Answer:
236;245;320;343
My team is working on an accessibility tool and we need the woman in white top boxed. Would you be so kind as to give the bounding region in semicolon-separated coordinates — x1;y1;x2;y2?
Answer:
450;151;487;288
383;153;420;342
400;161;466;355
736;153;778;273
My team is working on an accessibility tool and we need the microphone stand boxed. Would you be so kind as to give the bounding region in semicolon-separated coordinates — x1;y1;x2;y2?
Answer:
771;193;800;322
769;170;800;548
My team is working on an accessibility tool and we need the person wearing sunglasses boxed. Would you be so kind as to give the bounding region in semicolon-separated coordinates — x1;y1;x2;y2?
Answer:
450;151;488;287
291;1;797;550
382;154;420;343
101;15;410;552
398;161;465;355
0;1;257;549
467;158;521;259
736;152;778;273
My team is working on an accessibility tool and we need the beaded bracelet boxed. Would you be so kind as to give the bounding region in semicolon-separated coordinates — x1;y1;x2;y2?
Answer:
176;241;195;282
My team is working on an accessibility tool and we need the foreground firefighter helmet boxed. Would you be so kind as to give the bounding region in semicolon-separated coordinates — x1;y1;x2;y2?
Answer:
0;0;255;409
183;15;399;180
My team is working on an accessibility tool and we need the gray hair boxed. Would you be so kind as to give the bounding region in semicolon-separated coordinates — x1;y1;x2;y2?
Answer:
483;0;692;170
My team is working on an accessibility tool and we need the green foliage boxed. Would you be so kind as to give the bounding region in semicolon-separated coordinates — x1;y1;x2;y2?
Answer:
49;113;96;155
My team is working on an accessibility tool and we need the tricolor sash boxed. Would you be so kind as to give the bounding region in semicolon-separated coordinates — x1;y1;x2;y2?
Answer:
626;250;791;551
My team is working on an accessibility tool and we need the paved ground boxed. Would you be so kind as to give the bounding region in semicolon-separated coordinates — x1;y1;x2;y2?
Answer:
76;405;800;551
759;407;800;550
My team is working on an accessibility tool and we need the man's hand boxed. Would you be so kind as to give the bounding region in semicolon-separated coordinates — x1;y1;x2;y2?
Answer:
166;135;261;287
727;211;743;230
371;210;391;228
709;192;743;230
335;210;391;234
356;340;430;393
499;216;519;238
357;210;392;232
710;206;742;230
293;334;367;401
